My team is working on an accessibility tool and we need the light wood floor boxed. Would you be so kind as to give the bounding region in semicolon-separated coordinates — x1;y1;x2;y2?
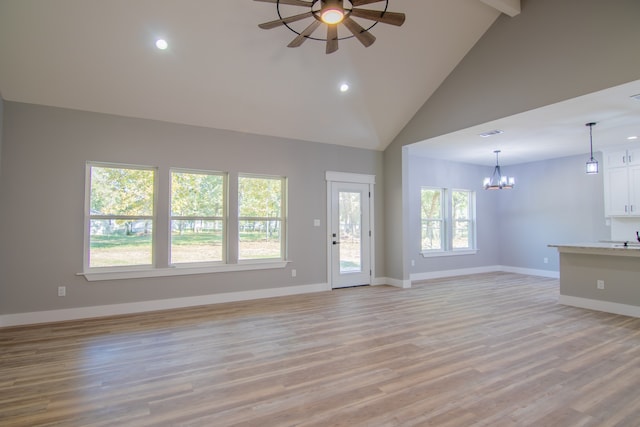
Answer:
1;273;640;426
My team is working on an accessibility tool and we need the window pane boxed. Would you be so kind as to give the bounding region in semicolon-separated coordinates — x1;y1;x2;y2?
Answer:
339;191;362;273
171;220;223;263
170;171;225;264
453;190;470;220
453;220;470;249
89;219;152;267
421;188;443;251
421;188;442;219
239;177;282;218
171;172;224;217
422;220;442;250
88;164;155;269
90;166;154;216
239;220;281;260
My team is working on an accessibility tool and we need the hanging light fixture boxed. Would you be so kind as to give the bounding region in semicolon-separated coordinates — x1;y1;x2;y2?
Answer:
585;122;599;174
483;150;515;190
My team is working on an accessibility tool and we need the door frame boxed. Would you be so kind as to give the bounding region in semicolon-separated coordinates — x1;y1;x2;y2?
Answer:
326;171;376;289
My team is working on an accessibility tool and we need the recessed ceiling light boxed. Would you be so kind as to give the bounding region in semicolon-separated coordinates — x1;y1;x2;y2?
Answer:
479;129;504;138
630;93;640;101
155;39;168;50
628;136;638;140
340;83;349;92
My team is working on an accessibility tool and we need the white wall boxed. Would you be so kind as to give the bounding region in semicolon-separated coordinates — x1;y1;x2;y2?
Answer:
0;102;384;316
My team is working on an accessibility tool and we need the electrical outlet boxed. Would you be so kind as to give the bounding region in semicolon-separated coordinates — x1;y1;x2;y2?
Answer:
58;286;66;297
543;257;549;264
597;280;605;290
291;269;297;278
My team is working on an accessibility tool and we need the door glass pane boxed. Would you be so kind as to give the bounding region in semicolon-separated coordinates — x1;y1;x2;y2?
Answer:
339;191;362;273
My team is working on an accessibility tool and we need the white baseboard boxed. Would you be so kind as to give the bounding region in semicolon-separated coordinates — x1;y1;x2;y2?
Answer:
372;277;411;288
558;295;640;318
0;283;331;328
410;265;559;282
500;265;559;279
410;265;501;282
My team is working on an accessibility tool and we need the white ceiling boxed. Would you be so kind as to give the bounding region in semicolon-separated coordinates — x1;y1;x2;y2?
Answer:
0;0;504;151
6;1;635;166
409;79;640;166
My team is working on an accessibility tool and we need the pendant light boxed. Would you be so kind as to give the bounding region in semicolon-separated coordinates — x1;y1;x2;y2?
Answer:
483;150;515;190
585;122;599;174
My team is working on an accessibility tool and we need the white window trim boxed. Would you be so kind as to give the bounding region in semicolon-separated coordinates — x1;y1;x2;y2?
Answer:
420;187;445;253
84;162;158;272
238;173;288;262
82;165;290;281
451;188;477;251
420;186;477;258
79;260;289;282
169;168;228;266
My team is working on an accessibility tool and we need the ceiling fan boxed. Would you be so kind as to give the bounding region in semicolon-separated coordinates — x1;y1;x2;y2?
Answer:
255;0;406;54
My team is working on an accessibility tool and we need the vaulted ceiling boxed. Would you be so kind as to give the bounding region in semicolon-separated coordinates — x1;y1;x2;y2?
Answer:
0;0;519;152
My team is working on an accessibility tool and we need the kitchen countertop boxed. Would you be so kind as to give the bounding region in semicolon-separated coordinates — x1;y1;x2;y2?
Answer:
549;242;640;257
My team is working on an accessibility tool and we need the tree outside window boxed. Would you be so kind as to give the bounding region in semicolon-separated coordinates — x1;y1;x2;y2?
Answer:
421;188;443;251
87;164;155;268
238;175;286;260
170;170;226;264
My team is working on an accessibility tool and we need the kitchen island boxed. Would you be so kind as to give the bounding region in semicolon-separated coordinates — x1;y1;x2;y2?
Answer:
549;243;640;318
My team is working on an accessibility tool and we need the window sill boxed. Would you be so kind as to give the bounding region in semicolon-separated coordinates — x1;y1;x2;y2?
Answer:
421;249;478;258
79;260;289;282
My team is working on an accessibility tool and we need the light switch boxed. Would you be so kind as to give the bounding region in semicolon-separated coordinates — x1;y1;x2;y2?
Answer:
314;219;320;227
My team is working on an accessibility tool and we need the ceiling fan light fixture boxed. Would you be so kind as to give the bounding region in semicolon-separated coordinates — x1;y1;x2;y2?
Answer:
321;8;344;24
255;0;405;54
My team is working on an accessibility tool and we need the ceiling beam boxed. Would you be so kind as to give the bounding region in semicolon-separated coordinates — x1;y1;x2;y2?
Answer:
480;0;521;17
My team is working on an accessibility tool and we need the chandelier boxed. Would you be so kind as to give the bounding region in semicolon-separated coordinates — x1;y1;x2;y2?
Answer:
483;150;515;190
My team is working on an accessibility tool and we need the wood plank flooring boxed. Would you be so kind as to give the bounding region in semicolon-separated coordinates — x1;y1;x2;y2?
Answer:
1;272;640;426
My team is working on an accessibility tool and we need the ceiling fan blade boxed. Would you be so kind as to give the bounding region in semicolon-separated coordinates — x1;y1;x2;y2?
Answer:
288;20;322;47
326;24;339;54
350;0;385;6
342;17;376;47
259;11;313;29
254;0;313;6
350;8;406;26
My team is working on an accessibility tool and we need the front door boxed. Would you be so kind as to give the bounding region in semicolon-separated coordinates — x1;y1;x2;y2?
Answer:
330;182;371;288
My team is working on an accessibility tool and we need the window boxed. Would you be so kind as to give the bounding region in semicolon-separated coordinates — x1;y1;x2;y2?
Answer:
84;164;288;280
86;163;156;269
421;187;476;255
170;169;226;264
420;188;443;251
238;175;286;260
452;190;474;250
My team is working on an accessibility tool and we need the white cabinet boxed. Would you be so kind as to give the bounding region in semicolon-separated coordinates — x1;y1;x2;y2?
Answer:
604;148;640;216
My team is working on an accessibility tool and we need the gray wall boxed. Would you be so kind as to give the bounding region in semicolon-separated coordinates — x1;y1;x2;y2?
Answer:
383;0;640;281
0;102;384;314
0;94;3;175
407;154;500;274
497;153;610;271
407;152;609;276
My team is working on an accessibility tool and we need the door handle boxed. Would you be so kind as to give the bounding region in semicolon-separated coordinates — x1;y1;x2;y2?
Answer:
333;241;340;245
